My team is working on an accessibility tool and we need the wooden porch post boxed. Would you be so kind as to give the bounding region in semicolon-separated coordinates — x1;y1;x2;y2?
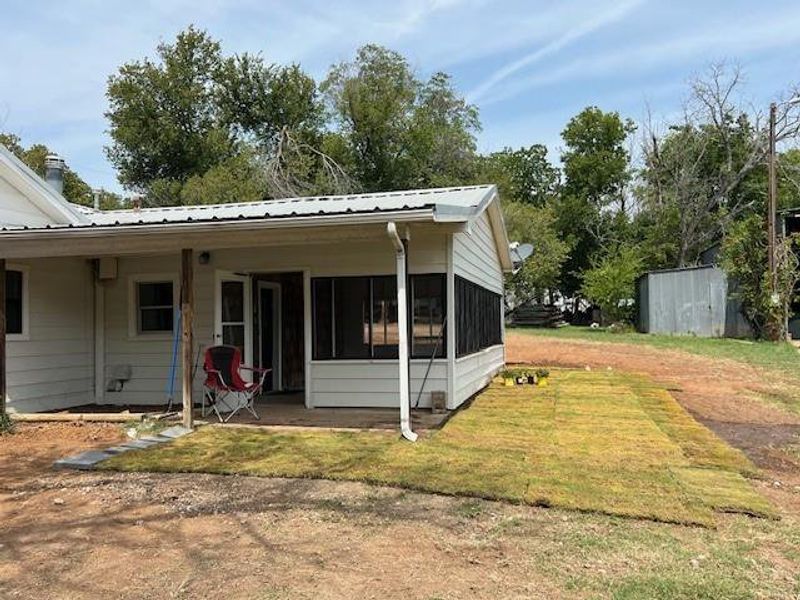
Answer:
0;259;5;415
181;249;194;429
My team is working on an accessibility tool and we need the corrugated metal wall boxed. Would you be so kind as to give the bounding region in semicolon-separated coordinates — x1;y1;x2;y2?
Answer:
637;266;751;338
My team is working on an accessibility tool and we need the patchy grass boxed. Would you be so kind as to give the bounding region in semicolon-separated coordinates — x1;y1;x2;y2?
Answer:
102;370;773;526
506;508;800;599
512;325;800;379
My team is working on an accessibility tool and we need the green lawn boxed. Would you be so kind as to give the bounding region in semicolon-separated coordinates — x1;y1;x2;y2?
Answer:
103;369;772;526
512;325;800;378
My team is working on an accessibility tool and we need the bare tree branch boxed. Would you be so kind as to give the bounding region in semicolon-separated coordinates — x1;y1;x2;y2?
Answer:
263;126;357;198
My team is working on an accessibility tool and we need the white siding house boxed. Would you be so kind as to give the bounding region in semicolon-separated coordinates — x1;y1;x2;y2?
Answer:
0;144;513;433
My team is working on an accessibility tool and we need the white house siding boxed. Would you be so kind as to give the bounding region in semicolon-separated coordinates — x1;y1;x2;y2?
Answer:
7;258;94;412
101;231;449;408
311;361;447;408
454;346;505;405
0;177;55;227
450;210;506;409
453;210;504;294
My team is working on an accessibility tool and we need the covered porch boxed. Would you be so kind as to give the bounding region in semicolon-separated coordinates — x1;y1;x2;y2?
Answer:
49;392;450;431
0;212;460;434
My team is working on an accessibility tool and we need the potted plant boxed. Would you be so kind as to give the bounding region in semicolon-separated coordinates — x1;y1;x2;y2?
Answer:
515;372;526;385
501;369;515;387
526;372;536;385
535;368;550;387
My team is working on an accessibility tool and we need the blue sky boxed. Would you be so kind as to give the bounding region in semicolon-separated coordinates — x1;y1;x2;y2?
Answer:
1;0;799;194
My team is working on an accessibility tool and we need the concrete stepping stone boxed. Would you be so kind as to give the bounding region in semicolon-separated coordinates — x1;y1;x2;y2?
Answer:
103;446;132;455
120;439;162;450
53;425;194;471
53;450;114;471
158;425;192;439
139;435;171;444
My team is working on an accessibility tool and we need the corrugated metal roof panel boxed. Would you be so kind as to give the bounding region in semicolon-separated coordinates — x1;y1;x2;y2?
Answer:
0;185;494;231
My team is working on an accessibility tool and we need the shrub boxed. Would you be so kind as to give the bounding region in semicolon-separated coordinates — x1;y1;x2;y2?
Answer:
0;412;14;435
721;215;799;340
581;246;643;324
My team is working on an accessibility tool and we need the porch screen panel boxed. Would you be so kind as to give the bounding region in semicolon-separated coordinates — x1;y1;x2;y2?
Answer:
312;279;334;360
455;276;502;358
312;274;446;360
370;276;399;359
333;277;371;359
6;270;23;335
411;274;446;359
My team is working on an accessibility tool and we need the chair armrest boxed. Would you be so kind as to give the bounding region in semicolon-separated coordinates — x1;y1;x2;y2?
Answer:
240;366;271;388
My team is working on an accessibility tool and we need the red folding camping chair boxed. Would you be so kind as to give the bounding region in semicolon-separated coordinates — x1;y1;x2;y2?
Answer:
202;345;270;423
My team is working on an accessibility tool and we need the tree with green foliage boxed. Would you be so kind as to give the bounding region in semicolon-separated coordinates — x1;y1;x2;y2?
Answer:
503;202;569;305
561;106;635;213
477;144;559;206
720;214;799;340
321;45;480;192
105;26;323;205
106;26;235;192
179;150;267;205
639;64;800;267
580;246;643;324
554;107;635;297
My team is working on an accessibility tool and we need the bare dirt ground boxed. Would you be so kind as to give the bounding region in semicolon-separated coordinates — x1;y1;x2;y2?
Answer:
0;423;582;599
2;335;800;598
506;332;800;513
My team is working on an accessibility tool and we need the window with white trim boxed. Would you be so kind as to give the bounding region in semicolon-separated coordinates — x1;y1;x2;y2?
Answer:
136;281;174;333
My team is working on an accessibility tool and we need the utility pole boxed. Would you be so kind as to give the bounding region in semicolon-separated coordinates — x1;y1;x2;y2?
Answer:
768;96;800;340
768;102;778;295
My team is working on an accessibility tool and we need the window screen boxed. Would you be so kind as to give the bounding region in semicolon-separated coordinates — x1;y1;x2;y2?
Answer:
312;274;445;360
411;274;446;358
137;281;174;333
371;276;399;359
334;277;371;359
6;270;23;335
312;278;333;359
455;276;502;358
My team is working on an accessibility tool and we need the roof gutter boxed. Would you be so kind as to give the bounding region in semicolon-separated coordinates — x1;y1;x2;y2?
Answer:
387;221;417;442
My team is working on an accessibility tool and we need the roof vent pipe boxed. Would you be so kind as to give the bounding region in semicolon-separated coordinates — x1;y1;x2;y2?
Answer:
44;153;65;195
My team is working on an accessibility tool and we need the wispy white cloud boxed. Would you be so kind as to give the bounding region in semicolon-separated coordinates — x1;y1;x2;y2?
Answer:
479;5;800;107
466;0;646;103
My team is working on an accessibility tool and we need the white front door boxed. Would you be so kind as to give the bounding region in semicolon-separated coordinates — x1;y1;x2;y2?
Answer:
214;272;253;369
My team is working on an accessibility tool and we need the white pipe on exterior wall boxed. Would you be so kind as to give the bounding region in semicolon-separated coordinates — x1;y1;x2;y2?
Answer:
386;222;417;442
93;277;105;403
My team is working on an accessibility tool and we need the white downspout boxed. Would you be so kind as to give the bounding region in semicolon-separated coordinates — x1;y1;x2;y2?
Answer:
387;222;418;442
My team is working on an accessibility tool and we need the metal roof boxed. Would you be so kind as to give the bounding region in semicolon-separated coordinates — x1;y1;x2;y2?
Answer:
0;185;496;231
